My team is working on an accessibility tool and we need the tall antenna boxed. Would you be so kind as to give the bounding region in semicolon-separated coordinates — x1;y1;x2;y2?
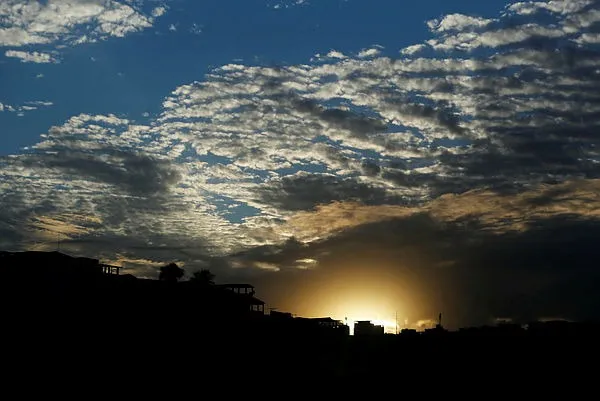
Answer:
395;311;398;335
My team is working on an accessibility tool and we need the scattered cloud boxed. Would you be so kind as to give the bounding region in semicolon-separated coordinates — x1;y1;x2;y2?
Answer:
5;50;57;63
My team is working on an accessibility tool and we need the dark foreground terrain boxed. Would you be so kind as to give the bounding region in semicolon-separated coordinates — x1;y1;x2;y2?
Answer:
2;250;599;379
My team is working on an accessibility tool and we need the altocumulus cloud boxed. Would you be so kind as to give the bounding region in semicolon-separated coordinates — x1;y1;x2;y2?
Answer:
2;0;600;326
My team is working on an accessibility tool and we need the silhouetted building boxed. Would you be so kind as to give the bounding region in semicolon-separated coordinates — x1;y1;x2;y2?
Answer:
270;310;293;319
100;264;122;275
400;328;419;337
0;250;104;277
354;320;384;336
301;317;350;335
220;283;256;296
219;283;264;314
267;311;349;336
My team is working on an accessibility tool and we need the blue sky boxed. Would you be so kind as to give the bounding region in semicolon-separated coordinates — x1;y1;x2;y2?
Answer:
2;0;600;328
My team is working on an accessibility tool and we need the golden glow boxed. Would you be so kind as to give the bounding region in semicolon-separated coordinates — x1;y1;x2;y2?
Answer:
314;288;402;334
268;256;424;334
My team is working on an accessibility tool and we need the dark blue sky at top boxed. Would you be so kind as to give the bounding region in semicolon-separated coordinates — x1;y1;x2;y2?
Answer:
0;0;508;156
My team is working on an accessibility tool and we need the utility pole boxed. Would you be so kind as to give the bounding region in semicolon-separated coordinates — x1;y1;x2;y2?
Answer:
395;311;398;335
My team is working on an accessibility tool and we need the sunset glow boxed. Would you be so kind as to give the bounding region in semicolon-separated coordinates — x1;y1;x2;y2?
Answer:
315;290;401;334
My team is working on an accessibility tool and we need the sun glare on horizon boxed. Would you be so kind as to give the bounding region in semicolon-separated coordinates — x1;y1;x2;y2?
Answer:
318;298;402;334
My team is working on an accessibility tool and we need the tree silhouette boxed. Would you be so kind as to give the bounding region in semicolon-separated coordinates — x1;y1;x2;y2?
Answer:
190;269;215;286
158;263;184;282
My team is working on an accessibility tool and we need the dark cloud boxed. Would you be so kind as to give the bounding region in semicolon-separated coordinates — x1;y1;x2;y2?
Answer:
361;160;381;176
381;167;479;197
394;101;465;135
285;94;387;139
17;149;181;196
256;173;394;211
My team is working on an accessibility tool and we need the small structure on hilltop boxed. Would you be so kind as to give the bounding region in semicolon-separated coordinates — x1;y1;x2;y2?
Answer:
268;310;350;336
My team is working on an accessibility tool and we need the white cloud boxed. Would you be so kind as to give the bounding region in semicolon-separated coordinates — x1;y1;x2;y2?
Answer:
428;24;566;51
358;47;381;58
507;0;594;16
427;13;495;32
5;50;57;63
575;32;600;44
326;50;347;59
401;44;426;56
151;6;167;18
0;0;166;48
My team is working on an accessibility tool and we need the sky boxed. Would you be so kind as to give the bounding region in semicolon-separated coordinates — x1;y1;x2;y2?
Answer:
2;0;600;331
